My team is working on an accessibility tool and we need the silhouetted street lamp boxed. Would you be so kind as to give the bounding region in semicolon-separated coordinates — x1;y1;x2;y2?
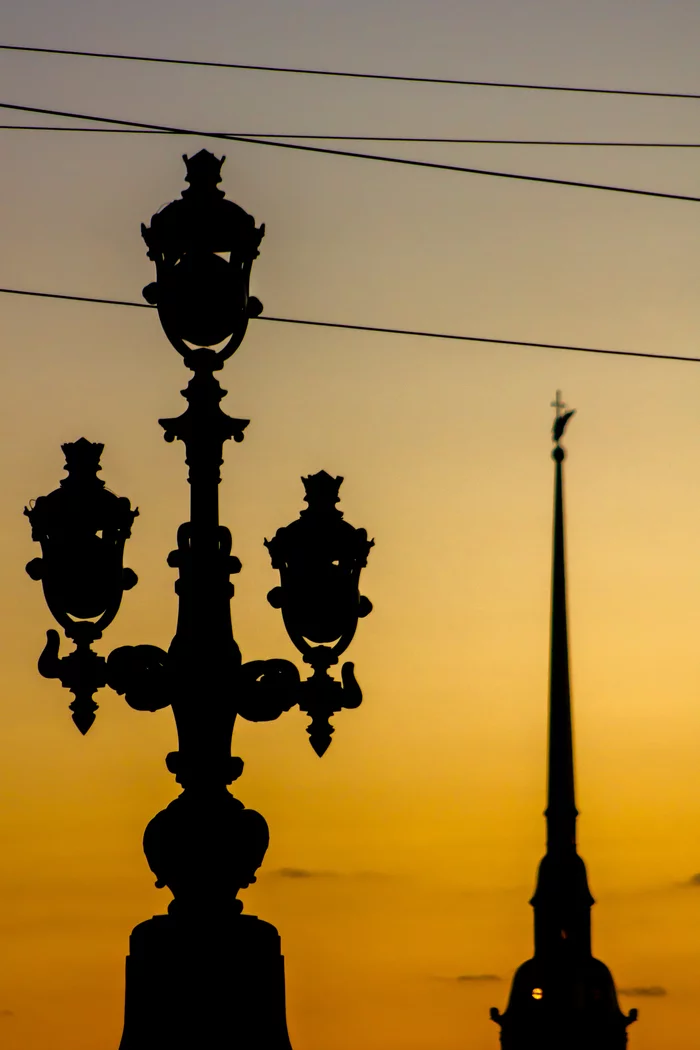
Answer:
25;151;373;1048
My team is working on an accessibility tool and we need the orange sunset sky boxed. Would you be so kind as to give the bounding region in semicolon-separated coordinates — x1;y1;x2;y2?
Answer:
0;2;699;1048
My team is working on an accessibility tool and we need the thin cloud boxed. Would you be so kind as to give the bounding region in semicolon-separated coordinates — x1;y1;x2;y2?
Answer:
0;1010;14;1018
268;867;385;880
435;974;501;983
618;986;667;998
456;974;501;983
270;868;338;879
687;873;700;886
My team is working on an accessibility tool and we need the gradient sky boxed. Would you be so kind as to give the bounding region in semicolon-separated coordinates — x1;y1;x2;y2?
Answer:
0;2;699;1048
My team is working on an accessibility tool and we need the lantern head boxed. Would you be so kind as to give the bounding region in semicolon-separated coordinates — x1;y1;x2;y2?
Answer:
141;151;265;362
265;472;373;663
25;438;138;641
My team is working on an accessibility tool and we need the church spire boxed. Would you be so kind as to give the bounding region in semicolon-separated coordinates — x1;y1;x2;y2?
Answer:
489;394;637;1049
546;390;577;854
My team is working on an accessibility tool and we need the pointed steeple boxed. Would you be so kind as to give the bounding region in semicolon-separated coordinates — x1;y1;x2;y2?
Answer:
489;394;637;1049
546;391;577;855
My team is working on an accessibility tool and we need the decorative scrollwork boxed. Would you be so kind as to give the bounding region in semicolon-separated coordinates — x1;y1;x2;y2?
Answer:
37;629;108;735
236;659;301;722
298;660;363;757
106;645;172;712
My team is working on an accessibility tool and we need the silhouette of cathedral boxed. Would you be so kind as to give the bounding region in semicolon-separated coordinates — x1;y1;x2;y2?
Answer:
490;395;637;1049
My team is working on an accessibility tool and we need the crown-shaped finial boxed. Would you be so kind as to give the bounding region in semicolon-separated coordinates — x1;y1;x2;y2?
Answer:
182;150;226;191
61;438;104;478
302;471;343;509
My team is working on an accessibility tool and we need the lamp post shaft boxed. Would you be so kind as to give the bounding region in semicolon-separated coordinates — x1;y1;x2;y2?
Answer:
160;362;249;787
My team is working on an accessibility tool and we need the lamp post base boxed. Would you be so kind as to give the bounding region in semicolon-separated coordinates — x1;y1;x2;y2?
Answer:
119;912;293;1049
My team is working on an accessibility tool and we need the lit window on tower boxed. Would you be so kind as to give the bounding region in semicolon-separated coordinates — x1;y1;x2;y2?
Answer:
532;988;543;1000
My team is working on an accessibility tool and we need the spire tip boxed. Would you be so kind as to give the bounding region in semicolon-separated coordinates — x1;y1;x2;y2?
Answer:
551;391;576;447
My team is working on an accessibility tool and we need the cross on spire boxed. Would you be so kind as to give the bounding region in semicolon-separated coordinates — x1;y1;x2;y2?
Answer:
551;390;567;418
552;391;576;446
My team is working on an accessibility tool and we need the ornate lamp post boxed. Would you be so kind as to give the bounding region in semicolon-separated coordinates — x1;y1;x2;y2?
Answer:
25;151;373;1048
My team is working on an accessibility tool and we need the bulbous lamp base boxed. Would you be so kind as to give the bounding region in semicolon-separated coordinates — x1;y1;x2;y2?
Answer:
119;912;293;1049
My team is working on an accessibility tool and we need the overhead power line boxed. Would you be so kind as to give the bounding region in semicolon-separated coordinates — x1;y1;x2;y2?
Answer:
1;42;699;101
1;285;697;366
2;125;699;147
1;287;152;310
1;101;698;203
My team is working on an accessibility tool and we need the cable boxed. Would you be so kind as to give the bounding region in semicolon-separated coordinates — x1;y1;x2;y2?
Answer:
1;42;699;101
1;125;699;147
1;102;698;203
1;285;697;365
0;287;152;309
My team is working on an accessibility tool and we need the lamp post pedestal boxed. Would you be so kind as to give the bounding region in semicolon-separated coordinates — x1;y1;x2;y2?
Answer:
120;913;292;1049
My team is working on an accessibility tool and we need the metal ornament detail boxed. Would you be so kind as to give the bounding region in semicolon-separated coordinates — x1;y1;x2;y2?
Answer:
265;471;374;755
25;439;138;732
141;150;265;363
143;791;270;916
